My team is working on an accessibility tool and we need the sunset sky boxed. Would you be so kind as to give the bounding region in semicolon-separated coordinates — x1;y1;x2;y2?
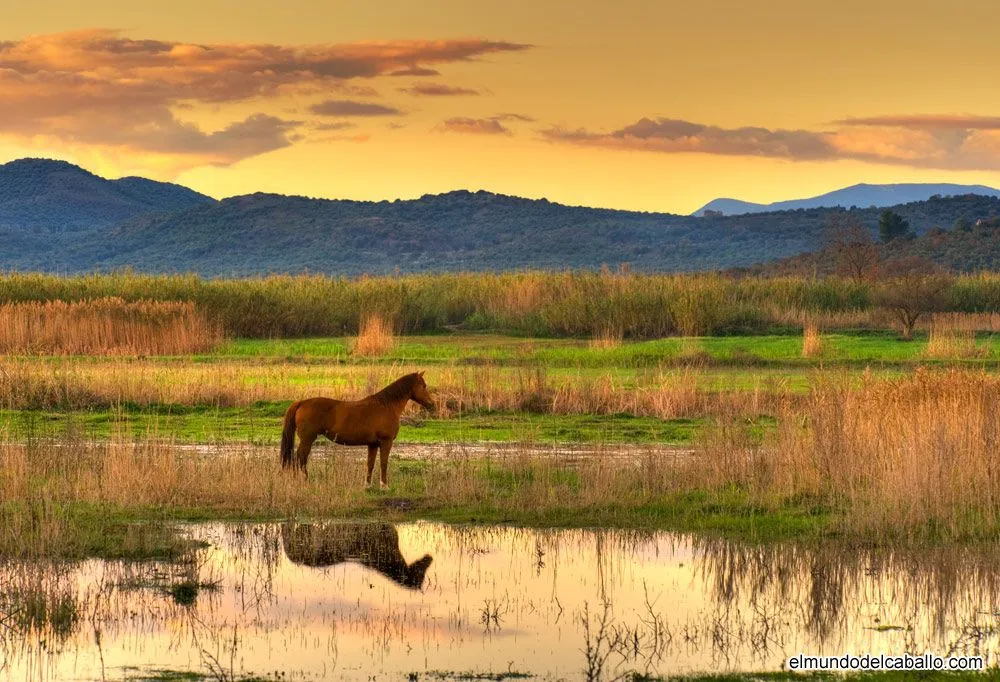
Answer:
4;0;1000;213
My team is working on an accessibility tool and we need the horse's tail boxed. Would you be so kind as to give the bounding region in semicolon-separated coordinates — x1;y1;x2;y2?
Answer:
280;401;301;468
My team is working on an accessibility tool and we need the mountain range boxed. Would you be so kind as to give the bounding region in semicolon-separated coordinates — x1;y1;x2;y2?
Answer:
693;183;1000;216
3;158;1000;275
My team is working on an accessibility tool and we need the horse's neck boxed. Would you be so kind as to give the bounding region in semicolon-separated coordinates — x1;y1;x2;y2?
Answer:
376;385;411;414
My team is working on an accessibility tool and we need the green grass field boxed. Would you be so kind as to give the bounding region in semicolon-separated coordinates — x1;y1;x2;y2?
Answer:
210;331;1000;366
1;406;703;444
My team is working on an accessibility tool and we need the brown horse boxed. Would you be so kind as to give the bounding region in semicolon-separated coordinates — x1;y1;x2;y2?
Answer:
281;521;433;590
280;372;434;486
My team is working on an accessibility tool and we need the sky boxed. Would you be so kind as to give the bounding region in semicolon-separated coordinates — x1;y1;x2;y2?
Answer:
3;0;1000;213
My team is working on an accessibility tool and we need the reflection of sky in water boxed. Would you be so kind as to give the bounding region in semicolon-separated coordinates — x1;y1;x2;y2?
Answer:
4;523;1000;680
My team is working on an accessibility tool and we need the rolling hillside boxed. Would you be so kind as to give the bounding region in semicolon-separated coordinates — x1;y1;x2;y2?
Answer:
3;159;1000;274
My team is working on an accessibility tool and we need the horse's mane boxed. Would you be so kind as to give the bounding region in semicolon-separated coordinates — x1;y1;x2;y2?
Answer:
372;373;418;404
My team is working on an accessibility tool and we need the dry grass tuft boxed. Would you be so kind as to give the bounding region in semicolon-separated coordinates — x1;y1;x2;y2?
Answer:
351;314;396;357
0;298;222;356
589;326;623;350
801;323;823;358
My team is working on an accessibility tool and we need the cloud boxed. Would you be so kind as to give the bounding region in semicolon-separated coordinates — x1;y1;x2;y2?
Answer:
494;112;536;122
435;112;535;136
438;117;511;135
312;121;357;131
542;114;1000;171
309;99;402;117
543;117;833;159
834;114;1000;130
0;29;530;173
399;83;480;96
389;66;441;77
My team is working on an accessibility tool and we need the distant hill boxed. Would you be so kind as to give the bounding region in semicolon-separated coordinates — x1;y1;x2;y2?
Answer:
694;183;1000;216
3;158;1000;275
0;158;214;232
77;190;1000;276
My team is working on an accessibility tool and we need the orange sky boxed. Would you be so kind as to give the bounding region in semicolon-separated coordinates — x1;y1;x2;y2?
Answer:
3;0;1000;213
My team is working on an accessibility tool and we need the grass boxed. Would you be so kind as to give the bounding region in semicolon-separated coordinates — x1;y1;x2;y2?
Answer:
0;424;837;562
352;313;396;356
0;297;222;355
0;407;704;444
699;368;1000;541
802;322;823;358
7;367;1000;548
211;331;1000;367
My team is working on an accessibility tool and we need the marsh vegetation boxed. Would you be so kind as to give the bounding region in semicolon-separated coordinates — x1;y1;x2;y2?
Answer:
5;271;1000;678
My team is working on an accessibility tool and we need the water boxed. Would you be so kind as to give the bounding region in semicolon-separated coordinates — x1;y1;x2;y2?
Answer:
3;522;1000;681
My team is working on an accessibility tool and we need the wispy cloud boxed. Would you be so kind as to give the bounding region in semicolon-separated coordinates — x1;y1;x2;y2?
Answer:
0;29;530;173
436;112;535;136
309;100;403;117
833;114;1000;130
543;117;832;159
389;66;441;77
312;121;357;131
542;114;1000;171
495;112;536;122
438;116;515;135
399;83;481;96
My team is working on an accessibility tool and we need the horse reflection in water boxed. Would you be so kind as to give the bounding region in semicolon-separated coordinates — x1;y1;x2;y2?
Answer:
281;522;433;590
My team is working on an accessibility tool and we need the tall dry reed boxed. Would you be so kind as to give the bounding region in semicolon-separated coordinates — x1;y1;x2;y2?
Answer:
589;326;623;350
0;271;880;338
0;435;680;559
693;369;1000;539
925;314;988;359
801;323;823;358
351;314;396;357
0;298;222;355
0;357;781;420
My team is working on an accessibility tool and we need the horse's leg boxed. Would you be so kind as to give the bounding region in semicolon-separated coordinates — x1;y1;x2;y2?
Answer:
378;439;393;490
366;444;378;488
296;430;318;479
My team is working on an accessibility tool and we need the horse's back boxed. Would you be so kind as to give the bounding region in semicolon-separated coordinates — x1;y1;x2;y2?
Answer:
294;396;400;443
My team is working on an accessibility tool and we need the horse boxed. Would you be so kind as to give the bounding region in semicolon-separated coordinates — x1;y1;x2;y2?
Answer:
281;521;433;590
280;371;434;486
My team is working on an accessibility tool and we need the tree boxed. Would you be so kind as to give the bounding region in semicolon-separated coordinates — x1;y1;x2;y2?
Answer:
822;214;878;283
873;256;952;339
953;216;972;233
878;209;911;243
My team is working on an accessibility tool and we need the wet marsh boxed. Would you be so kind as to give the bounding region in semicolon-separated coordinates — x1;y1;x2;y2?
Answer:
4;522;1000;681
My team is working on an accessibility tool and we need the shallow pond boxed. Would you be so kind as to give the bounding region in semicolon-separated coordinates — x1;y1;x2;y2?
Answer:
3;522;1000;680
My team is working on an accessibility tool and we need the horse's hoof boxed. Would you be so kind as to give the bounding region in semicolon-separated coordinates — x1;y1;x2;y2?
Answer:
379;482;388;491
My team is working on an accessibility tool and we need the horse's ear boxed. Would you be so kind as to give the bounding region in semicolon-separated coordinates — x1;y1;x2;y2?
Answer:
418;371;425;377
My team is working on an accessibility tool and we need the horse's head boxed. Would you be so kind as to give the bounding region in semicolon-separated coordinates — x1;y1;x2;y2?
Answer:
403;554;434;589
410;371;435;411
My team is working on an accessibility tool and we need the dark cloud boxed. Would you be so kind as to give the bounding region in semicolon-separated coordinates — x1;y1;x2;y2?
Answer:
389;66;441;77
398;83;480;96
309;99;403;117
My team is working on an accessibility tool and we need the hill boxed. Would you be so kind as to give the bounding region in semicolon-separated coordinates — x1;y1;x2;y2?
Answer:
0;158;214;232
79;191;1000;276
694;182;1000;216
4;159;1000;275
